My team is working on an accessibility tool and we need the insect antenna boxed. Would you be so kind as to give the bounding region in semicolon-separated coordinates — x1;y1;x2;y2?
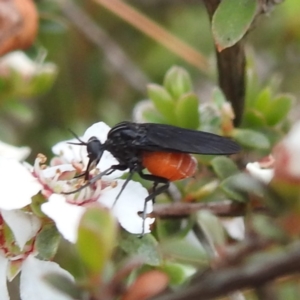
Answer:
67;128;87;146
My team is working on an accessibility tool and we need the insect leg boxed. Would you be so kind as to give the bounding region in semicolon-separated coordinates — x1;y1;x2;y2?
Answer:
113;168;137;206
63;164;127;194
138;172;170;236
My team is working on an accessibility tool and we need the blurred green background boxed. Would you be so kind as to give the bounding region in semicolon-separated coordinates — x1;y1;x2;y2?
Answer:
1;0;300;161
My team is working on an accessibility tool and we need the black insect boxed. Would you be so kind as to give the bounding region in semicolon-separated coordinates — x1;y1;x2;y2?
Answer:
66;121;241;234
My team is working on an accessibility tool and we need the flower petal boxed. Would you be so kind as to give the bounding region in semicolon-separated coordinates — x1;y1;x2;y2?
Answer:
0;140;30;161
20;255;74;300
0;253;9;300
0;51;56;78
83;122;127;179
1;210;41;250
246;162;274;184
0;158;42;210
52;139;84;163
82;122;111;143
41;194;85;243
0;51;36;74
222;217;245;241
99;180;154;234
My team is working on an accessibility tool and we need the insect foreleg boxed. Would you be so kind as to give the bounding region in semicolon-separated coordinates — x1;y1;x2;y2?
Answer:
64;164;127;194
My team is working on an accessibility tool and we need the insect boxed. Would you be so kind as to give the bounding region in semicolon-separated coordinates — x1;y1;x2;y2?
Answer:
66;121;240;234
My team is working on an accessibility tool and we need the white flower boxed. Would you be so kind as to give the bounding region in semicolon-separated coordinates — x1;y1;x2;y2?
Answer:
1;210;41;250
41;194;86;243
39;122;155;241
41;179;154;243
222;217;245;241
0;153;74;300
0;51;56;78
0;140;30;161
0;207;73;300
20;255;74;300
246;121;300;185
273;121;300;181
52;122;126;179
246;161;274;184
0;158;42;210
0;207;72;300
0;254;74;300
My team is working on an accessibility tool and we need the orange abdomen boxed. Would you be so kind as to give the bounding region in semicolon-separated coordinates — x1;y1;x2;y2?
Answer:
142;151;197;181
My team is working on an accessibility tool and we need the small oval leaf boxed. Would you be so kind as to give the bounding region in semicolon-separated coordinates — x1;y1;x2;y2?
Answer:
161;263;194;286
254;87;271;113
266;94;294;126
220;175;248;202
147;84;176;124
212;0;258;50
232;128;270;150
120;232;161;266
163;66;193;99
211;156;239;180
36;224;61;260
243;109;266;128
76;207;117;276
175;93;200;129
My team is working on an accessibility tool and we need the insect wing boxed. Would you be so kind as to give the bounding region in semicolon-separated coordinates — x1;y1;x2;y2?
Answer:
137;123;240;155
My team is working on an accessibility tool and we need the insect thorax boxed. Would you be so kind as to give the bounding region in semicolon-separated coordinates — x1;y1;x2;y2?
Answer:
105;124;144;168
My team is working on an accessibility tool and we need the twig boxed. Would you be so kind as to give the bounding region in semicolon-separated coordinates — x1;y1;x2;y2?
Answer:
155;242;300;300
56;0;149;93
152;201;268;218
203;0;245;126
202;0;283;126
92;0;209;71
212;235;273;269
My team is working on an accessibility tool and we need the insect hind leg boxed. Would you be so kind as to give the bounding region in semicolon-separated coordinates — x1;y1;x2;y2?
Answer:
138;172;170;236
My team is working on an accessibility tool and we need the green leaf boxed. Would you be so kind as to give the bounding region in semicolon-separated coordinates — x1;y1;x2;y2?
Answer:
30;70;57;96
254;87;271;113
163;66;193;99
211;156;239;180
31;193;47;217
220;174;250;202
232;128;270;150
36;224;61;260
223;173;267;196
266;94;294;126
142;109;166;124
120;232;161;266
212;0;258;50
156;216;194;240
44;273;83;299
147;84;176;124
76;207;117;276
156;219;182;239
160;239;208;265
243;109;266;127
197;210;226;246
252;215;285;241
220;173;266;202
54;240;86;280
161;263;195;286
212;87;227;108
175;93;200;129
6;101;34;123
